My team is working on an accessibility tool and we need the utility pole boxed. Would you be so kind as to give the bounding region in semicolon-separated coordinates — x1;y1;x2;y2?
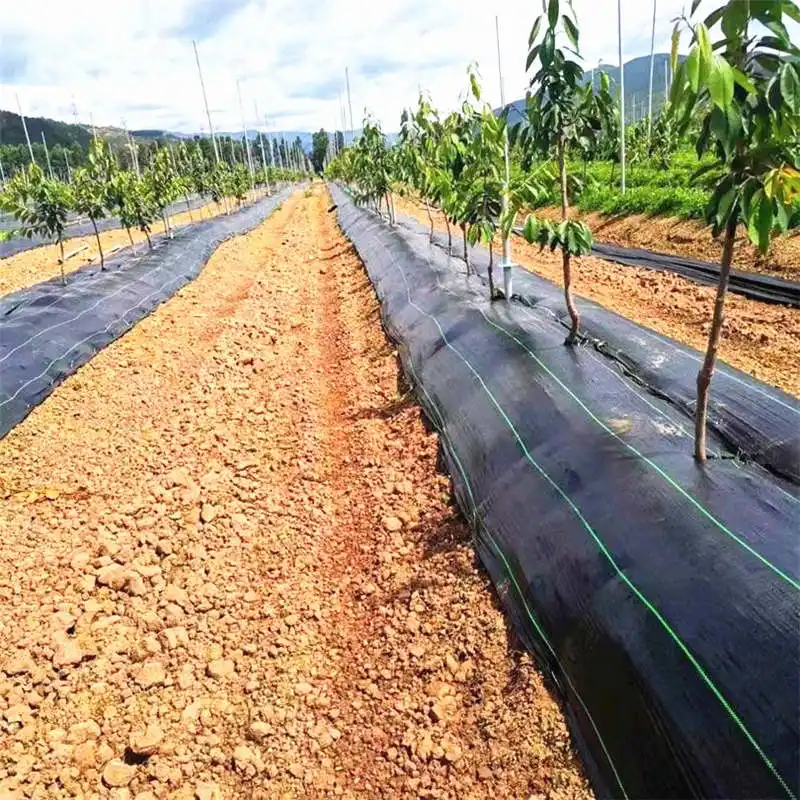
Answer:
16;94;36;166
618;0;626;194
496;14;513;299
647;0;657;141
41;132;54;179
345;66;354;144
193;40;220;164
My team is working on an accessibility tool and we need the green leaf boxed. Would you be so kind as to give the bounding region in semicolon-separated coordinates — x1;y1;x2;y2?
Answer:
528;16;542;46
708;56;734;110
716;185;738;230
562;15;579;50
782;0;800;23
526;44;541;71
731;67;756;94
696;23;713;66
691;0;702;13
470;72;481;101
686;48;701;92
780;63;800;114
671;24;681;74
548;0;559;28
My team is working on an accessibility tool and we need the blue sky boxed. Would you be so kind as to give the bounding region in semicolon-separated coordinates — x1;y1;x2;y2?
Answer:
1;0;795;134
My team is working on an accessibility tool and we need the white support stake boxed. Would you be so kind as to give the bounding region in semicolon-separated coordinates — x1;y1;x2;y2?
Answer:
496;14;513;300
41;132;54;179
16;94;36;166
618;0;626;194
346;66;355;144
648;0;657;141
193;40;220;164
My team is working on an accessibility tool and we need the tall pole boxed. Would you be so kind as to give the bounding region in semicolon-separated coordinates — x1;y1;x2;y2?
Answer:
664;58;669;105
0;152;6;184
496;15;513;299
64;150;72;183
41;132;54;179
345;66;354;144
16;94;36;166
618;0;626;194
647;0;657;141
193;40;220;164
237;80;255;191
264;116;276;168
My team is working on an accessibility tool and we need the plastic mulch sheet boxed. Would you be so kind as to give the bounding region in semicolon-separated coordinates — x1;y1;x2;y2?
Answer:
332;184;799;800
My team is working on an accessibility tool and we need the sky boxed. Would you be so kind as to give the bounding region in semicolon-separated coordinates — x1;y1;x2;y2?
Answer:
0;0;794;136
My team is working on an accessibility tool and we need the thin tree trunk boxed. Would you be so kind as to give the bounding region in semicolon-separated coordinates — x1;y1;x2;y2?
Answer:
488;241;495;299
695;214;737;462
184;194;194;222
163;211;169;236
144;227;153;250
425;203;434;241
58;238;66;285
91;218;105;270
126;225;137;255
461;224;470;274
444;216;452;255
560;138;579;344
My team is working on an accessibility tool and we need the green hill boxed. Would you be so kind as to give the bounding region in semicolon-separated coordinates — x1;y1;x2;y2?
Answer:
0;110;92;149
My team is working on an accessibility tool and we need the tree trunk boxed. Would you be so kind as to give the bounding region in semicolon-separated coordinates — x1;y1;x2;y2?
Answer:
184;194;194;222
444;216;452;255
126;226;137;255
461;224;470;274
163;211;169;236
58;238;66;285
695;214;737;462
425;203;434;241
560;138;579;345
144;228;153;250
488;242;495;300
92;218;105;270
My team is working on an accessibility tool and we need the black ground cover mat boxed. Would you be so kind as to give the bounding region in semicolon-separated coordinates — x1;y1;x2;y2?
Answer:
0;193;217;259
509;227;800;307
411;218;800;485
331;186;800;800
0;188;292;439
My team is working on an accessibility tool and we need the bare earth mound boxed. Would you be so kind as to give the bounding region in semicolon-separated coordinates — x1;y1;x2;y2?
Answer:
0;186;591;799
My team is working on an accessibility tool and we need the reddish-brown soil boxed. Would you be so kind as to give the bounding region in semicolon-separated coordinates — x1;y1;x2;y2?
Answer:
393;196;799;397
528;206;800;281
0;186;592;799
0;195;264;298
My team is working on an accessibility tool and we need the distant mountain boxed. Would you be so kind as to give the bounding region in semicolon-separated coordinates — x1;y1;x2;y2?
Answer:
502;53;682;126
0;110;92;149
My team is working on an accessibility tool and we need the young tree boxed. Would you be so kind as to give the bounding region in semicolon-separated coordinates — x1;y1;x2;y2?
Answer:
72;138;116;270
0;164;74;283
146;147;180;237
109;170;157;252
518;0;611;343
670;0;800;461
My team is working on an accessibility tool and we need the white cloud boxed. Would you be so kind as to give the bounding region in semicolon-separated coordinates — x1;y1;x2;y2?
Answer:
0;0;796;136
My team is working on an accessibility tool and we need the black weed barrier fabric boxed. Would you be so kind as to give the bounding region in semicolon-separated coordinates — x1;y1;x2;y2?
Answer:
0;194;214;259
0;188;293;439
330;186;800;800
414;219;800;485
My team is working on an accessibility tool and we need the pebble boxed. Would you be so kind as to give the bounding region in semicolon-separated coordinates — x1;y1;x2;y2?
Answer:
206;659;235;679
135;661;166;688
102;759;136;787
129;723;163;756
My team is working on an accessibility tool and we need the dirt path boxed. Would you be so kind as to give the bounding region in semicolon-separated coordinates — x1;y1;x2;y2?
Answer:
393;196;799;397
0;195;259;299
0;186;591;799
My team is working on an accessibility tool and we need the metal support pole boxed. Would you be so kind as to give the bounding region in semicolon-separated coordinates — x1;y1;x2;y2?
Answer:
64;150;72;183
193;40;220;164
16;94;36;166
648;0;656;140
41;132;54;179
237;80;255;194
496;15;513;299
618;0;626;194
345;66;355;144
